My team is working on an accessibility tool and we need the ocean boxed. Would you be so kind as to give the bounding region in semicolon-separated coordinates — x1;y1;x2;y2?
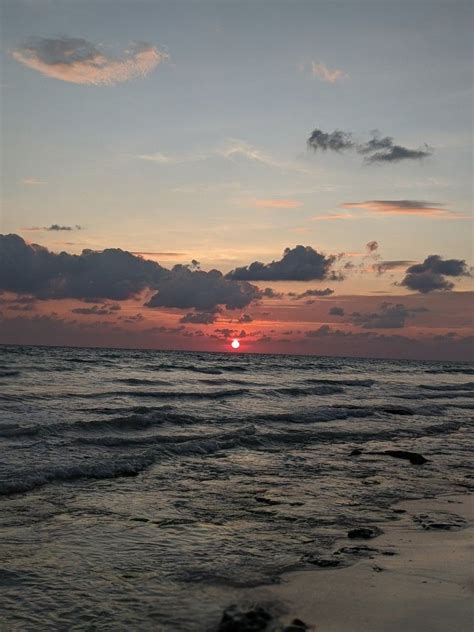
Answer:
0;345;473;630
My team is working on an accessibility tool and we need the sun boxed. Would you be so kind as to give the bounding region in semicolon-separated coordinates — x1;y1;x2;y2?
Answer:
231;339;240;350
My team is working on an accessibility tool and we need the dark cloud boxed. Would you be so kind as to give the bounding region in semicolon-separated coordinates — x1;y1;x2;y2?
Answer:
307;129;354;152
373;260;416;275
146;265;260;311
289;288;334;300
358;133;431;163
48;224;82;231
72;303;121;316
366;240;378;253
341;200;456;218
307;128;431;164
238;313;253;323
400;255;470;293
329;306;345;316
0;234;167;300
179;310;218;324
0;234;262;311
227;246;341;282
351;303;426;329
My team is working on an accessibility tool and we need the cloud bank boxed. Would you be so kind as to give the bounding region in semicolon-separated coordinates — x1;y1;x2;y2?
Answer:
342;200;460;218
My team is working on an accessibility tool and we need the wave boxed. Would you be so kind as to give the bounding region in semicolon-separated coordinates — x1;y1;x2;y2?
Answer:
418;382;474;391
398;392;474;400
425;367;474;375
0;370;20;377
269;385;344;397
304;378;375;387
115;378;170;386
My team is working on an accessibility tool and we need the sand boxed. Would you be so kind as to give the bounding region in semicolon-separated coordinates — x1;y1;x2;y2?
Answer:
257;494;473;631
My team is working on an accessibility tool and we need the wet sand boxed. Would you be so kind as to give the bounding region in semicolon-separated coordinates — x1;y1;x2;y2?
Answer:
259;494;473;631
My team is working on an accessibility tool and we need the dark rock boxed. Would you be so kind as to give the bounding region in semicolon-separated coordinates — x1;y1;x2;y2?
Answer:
130;517;149;522
306;556;342;568
372;565;384;572
382;450;428;465
350;448;363;456
392;508;406;514
217;605;272;631
335;545;378;557
413;512;467;531
347;526;382;540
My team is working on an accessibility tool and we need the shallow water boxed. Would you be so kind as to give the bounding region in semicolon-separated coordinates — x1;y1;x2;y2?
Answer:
0;345;473;630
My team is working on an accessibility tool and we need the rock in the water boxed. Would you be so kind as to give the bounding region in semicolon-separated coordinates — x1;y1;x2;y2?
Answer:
347;526;381;540
305;556;342;568
217;605;272;631
382;450;428;465
349;448;363;456
413;512;467;531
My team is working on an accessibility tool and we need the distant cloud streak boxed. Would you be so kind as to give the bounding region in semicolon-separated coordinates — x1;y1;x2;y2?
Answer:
342;200;462;218
310;61;348;83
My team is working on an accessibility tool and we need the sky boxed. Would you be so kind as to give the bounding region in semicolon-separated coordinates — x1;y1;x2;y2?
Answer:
0;0;472;360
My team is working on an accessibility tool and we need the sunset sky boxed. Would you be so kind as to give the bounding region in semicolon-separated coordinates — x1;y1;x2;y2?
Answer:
0;0;472;359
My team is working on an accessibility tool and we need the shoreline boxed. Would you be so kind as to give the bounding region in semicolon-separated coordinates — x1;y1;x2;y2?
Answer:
251;493;473;631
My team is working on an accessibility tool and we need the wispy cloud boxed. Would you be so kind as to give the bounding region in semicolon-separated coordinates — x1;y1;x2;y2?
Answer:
252;198;302;209
12;38;167;85
310;61;348;83
21;178;45;186
312;213;353;221
341;200;465;218
136;151;207;164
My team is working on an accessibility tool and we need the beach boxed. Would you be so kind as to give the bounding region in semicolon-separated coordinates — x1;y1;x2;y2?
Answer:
258;494;473;632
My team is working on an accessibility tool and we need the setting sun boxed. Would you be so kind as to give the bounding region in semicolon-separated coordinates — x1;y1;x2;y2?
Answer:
231;339;240;349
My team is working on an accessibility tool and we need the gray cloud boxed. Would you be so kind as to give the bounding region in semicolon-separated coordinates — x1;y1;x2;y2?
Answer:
146;265;261;311
0;234;262;311
307;128;432;164
329;306;345;316
237;313;253;323
227;246;341;282
366;240;378;253
179;310;218;324
351;303;427;329
72;303;121;316
374;260;416;275
289;288;334;299
307;129;354;152
400;255;470;293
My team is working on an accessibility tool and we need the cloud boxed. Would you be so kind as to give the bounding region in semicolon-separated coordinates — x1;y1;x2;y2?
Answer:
400;255;471;293
310;61;348;83
22;178;45;186
131;251;184;258
227;245;342;281
146;265;261;311
366;240;378;253
341;200;462;219
289;288;334;299
329;306;345;316
0;234;170;300
179;311;218;324
238;313;253;323
312;213;353;221
351;303;426;329
307;128;432;164
12;38;166;85
253;199;302;209
72;303;121;316
358;132;431;163
307;129;354;152
1;234;265;312
21;224;83;232
373;260;416;275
